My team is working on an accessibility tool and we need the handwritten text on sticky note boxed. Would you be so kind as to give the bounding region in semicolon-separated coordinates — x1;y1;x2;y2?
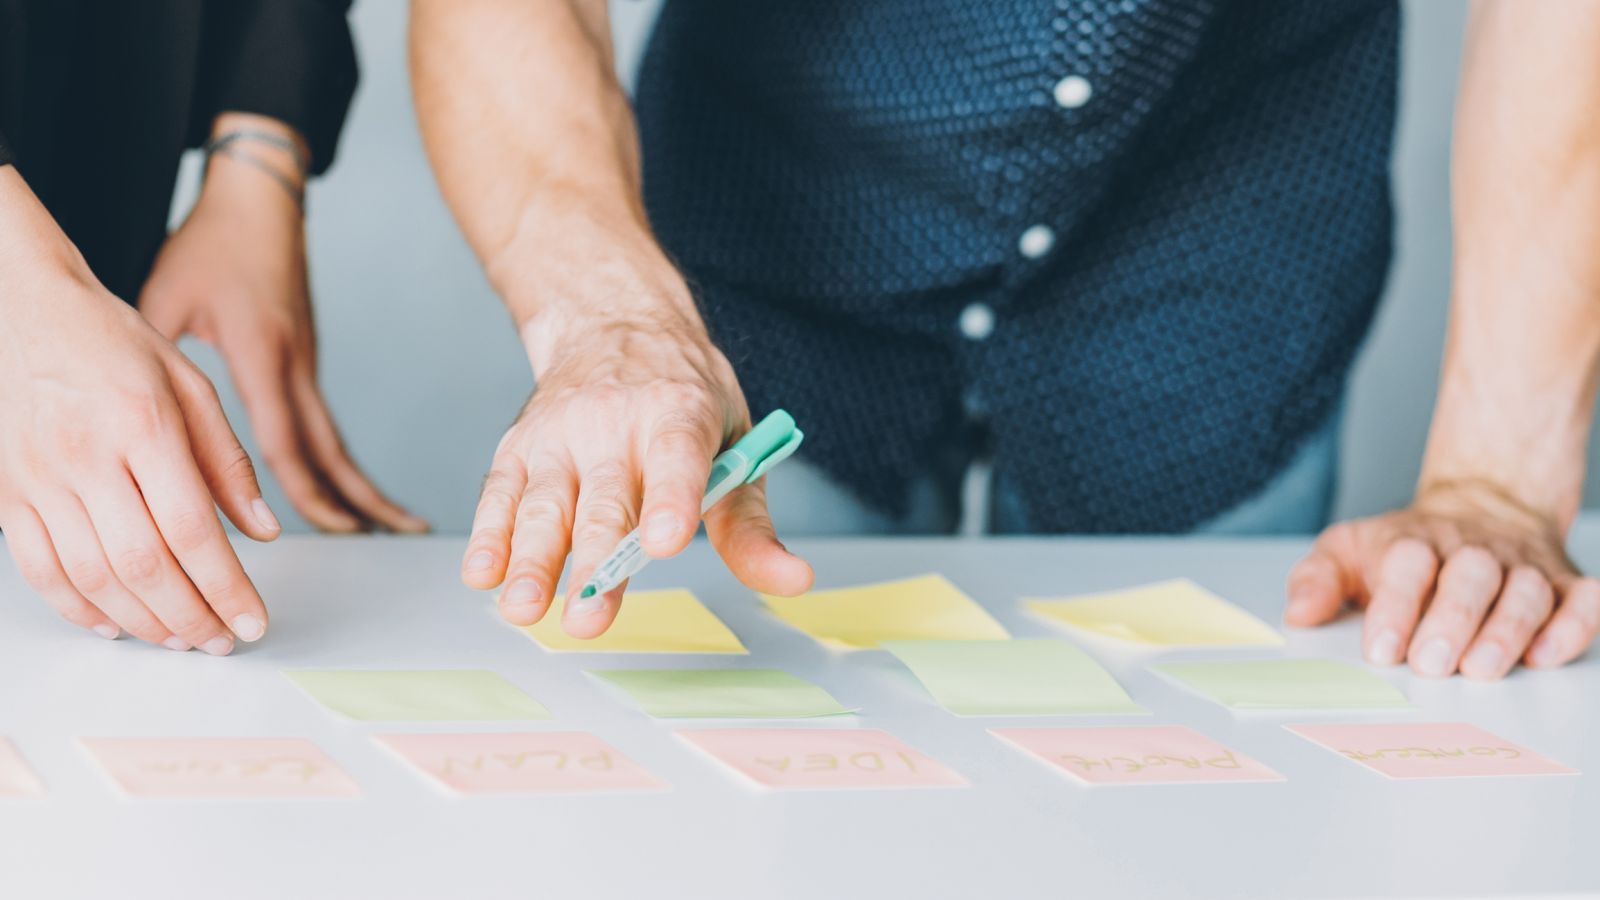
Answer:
80;737;359;799
992;726;1283;785
375;732;666;794
680;728;966;790
1287;723;1576;779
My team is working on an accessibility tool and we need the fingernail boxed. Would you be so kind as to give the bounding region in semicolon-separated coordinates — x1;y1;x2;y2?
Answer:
199;634;234;657
1412;636;1454;677
163;636;191;651
251;498;281;534
93;624;120;641
1462;642;1506;679
465;551;496;574
567;590;606;617
231;614;265;642
644;512;683;546
1366;629;1402;665
500;580;542;609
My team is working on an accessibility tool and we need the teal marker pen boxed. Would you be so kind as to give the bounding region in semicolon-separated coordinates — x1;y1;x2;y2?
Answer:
577;409;804;600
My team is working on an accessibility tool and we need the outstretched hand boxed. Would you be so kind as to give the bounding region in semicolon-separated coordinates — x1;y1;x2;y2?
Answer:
460;312;813;638
1286;480;1599;679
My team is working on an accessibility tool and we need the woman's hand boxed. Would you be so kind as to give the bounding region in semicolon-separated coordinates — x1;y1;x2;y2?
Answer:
461;307;813;638
139;120;426;535
1286;479;1600;680
0;167;278;654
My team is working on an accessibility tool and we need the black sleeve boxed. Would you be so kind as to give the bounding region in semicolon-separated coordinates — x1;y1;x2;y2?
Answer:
191;0;359;175
0;127;13;167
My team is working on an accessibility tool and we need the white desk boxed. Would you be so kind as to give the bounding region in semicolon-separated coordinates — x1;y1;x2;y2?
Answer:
1;526;1597;900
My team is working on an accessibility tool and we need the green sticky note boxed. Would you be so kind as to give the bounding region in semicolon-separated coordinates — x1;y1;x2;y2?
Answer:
286;669;552;721
590;668;853;719
1151;658;1409;710
881;639;1146;716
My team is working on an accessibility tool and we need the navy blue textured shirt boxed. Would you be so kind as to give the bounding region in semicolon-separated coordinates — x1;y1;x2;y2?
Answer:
636;0;1398;533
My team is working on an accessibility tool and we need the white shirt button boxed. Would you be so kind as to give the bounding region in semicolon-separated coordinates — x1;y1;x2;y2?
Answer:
1053;74;1093;109
958;302;995;341
1018;224;1056;260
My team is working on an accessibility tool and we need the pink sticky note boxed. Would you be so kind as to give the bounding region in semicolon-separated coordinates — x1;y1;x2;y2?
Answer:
680;728;967;790
1287;722;1577;779
375;732;666;794
80;738;359;799
991;726;1284;785
0;739;43;796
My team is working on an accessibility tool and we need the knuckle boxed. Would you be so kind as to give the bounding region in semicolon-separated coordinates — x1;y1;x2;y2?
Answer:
1448;544;1501;579
1382;538;1438;583
1424;600;1479;631
1495;601;1549;631
112;545;164;589
1501;567;1554;608
481;466;523;500
652;406;717;443
165;509;219;553
515;494;570;531
583;460;634;500
575;508;631;543
193;577;247;613
651;380;715;413
114;387;177;440
65;558;114;596
521;464;572;499
217;446;259;487
13;554;62;592
505;558;559;586
164;606;217;640
467;530;510;553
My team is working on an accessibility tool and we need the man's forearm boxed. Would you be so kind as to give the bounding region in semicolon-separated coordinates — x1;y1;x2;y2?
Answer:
1420;0;1600;531
408;0;699;374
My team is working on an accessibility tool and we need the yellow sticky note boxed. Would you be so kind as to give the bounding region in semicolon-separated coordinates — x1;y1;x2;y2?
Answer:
1025;579;1283;647
761;574;1008;650
519;589;746;654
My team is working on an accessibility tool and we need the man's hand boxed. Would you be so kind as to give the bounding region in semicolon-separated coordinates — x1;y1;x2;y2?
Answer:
460;310;813;637
412;0;812;637
139;116;426;535
0;167;277;654
1287;480;1600;680
1286;0;1600;680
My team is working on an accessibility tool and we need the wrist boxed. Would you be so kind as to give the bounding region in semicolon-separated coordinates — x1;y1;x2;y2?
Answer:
202;113;309;213
520;297;712;382
489;197;706;379
0;167;102;303
1416;275;1600;531
197;151;307;221
1418;385;1590;532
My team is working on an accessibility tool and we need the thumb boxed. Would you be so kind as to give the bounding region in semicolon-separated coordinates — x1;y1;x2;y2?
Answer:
1284;521;1365;626
165;357;282;541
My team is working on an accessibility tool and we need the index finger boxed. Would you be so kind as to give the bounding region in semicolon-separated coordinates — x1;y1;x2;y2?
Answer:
127;439;269;643
637;411;719;559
